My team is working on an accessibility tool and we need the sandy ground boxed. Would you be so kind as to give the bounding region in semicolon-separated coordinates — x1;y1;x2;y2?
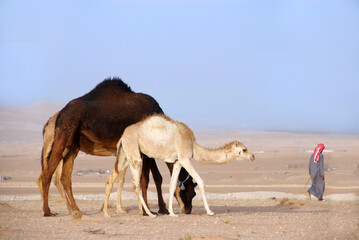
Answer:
1;198;358;240
0;103;359;239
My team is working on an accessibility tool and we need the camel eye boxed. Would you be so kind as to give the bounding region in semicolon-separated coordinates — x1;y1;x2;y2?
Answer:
243;149;247;153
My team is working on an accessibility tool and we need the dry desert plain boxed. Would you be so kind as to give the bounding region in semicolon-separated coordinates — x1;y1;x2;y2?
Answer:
0;102;358;240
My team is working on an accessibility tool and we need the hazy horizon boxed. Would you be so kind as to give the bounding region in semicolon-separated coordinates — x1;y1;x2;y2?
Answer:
1;1;358;133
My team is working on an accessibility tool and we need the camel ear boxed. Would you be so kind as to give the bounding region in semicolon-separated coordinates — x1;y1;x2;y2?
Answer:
194;183;198;187
235;142;239;147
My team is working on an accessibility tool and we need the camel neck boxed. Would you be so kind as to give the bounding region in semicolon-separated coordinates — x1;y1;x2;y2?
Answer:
193;142;236;165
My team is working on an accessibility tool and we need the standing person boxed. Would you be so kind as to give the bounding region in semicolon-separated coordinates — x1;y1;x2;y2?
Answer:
307;143;325;201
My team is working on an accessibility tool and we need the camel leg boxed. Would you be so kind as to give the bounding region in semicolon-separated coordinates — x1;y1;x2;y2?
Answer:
104;148;128;217
115;166;128;214
129;158;156;218
53;160;72;213
140;155;153;215
174;185;185;213
36;174;43;198
168;161;181;217
60;148;82;219
41;105;83;217
180;159;214;216
114;146;129;214
41;149;63;217
149;157;169;214
41;110;81;217
103;169;119;217
141;155;164;215
166;163;185;211
37;140;53;208
38;161;72;215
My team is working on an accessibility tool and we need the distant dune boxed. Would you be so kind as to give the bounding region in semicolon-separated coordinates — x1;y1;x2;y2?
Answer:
0;101;65;141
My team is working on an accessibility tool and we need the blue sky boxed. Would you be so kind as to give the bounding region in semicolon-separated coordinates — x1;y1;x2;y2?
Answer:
1;0;358;132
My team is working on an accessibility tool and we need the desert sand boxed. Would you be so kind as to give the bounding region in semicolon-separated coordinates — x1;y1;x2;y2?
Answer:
0;102;358;239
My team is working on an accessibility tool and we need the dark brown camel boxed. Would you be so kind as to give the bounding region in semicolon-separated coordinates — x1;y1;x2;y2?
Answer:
38;78;196;219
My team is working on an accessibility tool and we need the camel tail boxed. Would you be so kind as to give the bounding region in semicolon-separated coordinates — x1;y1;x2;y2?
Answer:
41;113;59;170
41;147;45;171
115;139;128;173
40;142;54;171
45;142;54;164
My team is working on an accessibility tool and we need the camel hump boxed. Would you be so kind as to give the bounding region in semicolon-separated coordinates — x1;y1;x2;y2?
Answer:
135;115;175;142
143;114;173;128
80;77;133;101
139;114;195;142
92;77;132;93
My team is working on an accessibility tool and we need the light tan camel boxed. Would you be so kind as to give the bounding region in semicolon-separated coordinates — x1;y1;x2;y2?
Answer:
104;114;255;217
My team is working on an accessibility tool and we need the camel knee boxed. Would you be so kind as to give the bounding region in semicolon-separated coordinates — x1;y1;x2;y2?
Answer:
105;177;112;186
105;179;114;194
132;180;143;197
36;175;43;194
132;184;140;195
106;170;118;187
60;174;71;189
140;174;150;188
54;174;61;188
197;179;205;190
152;173;163;185
41;171;53;185
36;175;42;188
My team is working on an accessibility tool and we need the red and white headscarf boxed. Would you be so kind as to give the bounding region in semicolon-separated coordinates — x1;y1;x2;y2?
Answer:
313;143;325;163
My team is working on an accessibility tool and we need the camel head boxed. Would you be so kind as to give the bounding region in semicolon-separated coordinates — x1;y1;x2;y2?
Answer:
178;168;197;214
227;141;255;162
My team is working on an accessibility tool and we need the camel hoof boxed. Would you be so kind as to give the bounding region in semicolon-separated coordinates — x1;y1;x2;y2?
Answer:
142;210;158;216
169;213;178;217
149;213;157;218
207;211;215;216
71;210;84;220
116;209;127;214
43;211;58;217
158;208;170;215
104;213;111;218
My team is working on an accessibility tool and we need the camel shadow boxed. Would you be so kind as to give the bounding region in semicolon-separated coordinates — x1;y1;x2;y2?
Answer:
191;202;328;215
